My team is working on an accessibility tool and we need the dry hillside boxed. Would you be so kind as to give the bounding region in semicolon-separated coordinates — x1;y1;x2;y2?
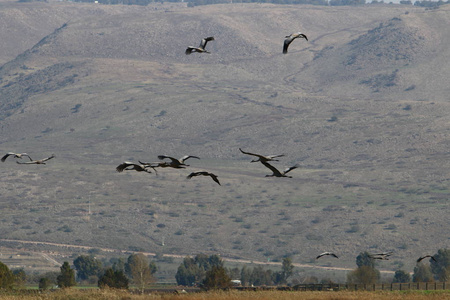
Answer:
0;2;449;281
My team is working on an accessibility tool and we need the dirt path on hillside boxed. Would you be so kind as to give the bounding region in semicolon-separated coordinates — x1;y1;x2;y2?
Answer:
0;238;394;274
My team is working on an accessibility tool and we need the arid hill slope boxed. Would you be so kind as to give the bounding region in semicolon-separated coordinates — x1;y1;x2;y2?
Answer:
0;3;449;277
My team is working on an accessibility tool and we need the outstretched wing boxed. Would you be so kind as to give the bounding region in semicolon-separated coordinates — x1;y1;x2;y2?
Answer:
22;153;33;161
283;37;293;54
41;154;55;162
283;33;308;54
298;33;308;41
283;164;299;175
199;36;214;49
179;155;200;163
417;255;436;263
207;172;221;185
239;148;265;159
158;155;179;164
316;252;338;259
16;161;36;164
185;47;196;55
116;162;133;172
186;172;200;179
187;171;220;185
1;152;15;162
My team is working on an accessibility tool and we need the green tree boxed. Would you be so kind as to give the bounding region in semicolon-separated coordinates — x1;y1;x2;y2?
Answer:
240;265;252;286
12;268;27;288
430;249;450;281
347;266;379;284
356;252;375;269
0;261;14;289
149;260;158;275
39;277;53;290
73;255;103;281
98;268;129;289
282;257;294;283
110;257;126;272
56;262;76;288
392;270;411;283
250;265;273;286
207;254;223;268
413;264;434;282
175;256;203;286
203;266;232;290
175;254;225;287
125;253;154;294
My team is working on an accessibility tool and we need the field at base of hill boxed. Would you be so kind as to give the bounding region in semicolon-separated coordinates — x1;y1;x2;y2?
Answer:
1;289;450;300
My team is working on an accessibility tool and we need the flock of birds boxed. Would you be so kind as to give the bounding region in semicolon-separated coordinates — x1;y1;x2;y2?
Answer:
6;150;437;264
2;148;299;186
3;31;440;271
1;152;55;165
113;148;300;186
182;33;440;267
185;32;308;55
315;251;438;264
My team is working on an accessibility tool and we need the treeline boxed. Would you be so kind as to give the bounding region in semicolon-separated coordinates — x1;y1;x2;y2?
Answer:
0;253;157;293
413;0;449;7
175;254;294;287
347;249;450;285
0;248;449;290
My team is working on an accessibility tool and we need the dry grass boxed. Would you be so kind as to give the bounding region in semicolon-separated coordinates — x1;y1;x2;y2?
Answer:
2;289;450;300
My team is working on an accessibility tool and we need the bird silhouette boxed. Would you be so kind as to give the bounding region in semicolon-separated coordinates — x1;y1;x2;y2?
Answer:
186;37;215;55
260;161;299;178
1;152;32;162
239;148;285;163
16;154;54;165
157;155;200;169
283;32;308;54
116;162;155;174
417;255;437;263
187;171;221;185
316;252;339;259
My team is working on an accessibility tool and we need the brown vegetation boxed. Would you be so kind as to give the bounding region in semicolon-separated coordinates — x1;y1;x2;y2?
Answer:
2;289;450;300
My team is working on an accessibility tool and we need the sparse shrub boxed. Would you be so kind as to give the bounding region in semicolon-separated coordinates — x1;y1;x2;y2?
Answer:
58;225;72;232
306;233;323;241
328;115;338;122
346;225;360;233
385;224;397;230
398;243;408;250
